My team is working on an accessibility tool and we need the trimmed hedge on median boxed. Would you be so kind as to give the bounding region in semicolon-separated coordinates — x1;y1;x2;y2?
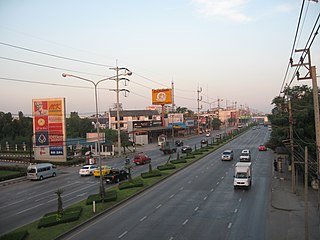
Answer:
170;159;187;164
86;190;117;205
118;179;144;190
141;170;162;178
0;231;28;240
157;163;176;171
38;206;82;228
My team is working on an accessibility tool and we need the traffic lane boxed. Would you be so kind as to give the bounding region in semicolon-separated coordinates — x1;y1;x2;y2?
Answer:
62;140;244;240
227;148;273;240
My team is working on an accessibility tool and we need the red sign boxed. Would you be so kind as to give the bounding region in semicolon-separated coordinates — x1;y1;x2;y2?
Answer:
49;134;64;146
35;116;48;131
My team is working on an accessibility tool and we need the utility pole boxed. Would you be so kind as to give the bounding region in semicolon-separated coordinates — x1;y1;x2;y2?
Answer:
197;86;202;134
304;146;309;240
288;97;296;193
292;48;320;197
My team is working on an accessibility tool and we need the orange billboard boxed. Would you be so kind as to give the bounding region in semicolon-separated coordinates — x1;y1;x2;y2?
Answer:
152;88;172;105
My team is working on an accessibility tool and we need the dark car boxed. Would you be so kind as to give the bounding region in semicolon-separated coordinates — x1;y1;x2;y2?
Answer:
201;139;208;144
181;145;192;154
175;139;184;146
105;169;128;183
133;153;151;165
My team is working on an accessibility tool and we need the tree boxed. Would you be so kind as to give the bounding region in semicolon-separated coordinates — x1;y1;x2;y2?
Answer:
55;188;64;216
211;118;222;130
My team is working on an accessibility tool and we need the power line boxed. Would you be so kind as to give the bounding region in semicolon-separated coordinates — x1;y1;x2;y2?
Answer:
0;41;112;67
279;0;306;95
0;56;108;77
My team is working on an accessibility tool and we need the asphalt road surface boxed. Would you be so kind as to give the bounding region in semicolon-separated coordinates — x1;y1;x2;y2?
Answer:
0;128;234;235
61;127;272;240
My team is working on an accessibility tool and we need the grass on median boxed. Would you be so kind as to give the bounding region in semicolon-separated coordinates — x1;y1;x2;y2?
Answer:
0;128;248;240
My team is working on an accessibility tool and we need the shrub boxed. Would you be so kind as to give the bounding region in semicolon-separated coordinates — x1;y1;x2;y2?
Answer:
157;164;176;171
141;170;162;178
38;206;82;228
118;179;143;190
0;231;28;240
86;190;117;205
170;159;187;164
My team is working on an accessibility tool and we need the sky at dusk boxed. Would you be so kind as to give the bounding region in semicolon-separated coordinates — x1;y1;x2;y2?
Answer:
0;0;319;117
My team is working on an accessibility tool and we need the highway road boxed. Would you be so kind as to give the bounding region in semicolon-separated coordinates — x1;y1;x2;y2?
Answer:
0;128;233;235
61;127;272;240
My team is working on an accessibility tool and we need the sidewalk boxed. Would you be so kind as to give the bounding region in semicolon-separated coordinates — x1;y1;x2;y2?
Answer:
269;159;320;240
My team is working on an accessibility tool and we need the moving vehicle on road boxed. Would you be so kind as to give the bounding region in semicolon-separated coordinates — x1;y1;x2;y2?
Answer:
160;141;177;154
105;169;128;183
221;150;234;161
234;162;252;189
259;145;267;151
79;165;97;176
175;139;184;146
201;139;208;144
27;163;57;180
93;165;112;177
240;149;251;162
181;145;192;154
133;152;151;165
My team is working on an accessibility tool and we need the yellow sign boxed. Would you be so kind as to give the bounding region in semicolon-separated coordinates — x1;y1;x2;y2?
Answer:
152;88;172;105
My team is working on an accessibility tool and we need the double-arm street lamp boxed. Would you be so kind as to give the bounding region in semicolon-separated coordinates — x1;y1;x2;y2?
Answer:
62;68;131;199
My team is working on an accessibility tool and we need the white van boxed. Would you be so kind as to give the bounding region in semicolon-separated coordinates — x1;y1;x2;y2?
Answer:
27;163;57;180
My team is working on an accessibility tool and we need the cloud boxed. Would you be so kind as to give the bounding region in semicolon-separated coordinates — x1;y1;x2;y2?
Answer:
192;0;252;22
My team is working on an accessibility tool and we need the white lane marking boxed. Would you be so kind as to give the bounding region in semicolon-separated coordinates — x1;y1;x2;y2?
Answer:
182;219;189;225
221;176;224;180
206;167;209;170
211;188;214;192
239;198;242;202
179;187;184;190
228;223;232;229
195;175;199;178
118;231;128;238
169;194;175;199
203;196;208;201
15;203;43;215
188;180;192;184
156;204;162;209
234;208;238;213
140;216;147;222
0;199;24;209
217;182;220;185
194;207;199;211
169;237;174;240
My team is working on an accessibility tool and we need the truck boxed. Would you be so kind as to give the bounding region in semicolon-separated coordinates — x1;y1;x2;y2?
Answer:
234;162;252;189
159;141;177;154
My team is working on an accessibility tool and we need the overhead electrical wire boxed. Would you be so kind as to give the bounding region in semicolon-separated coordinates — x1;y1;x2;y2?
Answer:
0;41;113;67
279;0;306;95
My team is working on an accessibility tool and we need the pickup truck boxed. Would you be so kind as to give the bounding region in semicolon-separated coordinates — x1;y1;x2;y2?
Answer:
160;141;177;154
105;169;128;183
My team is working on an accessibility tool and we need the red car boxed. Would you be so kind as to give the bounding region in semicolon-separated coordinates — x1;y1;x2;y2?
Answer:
133;153;151;165
259;145;267;151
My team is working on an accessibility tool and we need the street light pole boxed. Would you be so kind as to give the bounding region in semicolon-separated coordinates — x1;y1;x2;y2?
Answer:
62;73;128;200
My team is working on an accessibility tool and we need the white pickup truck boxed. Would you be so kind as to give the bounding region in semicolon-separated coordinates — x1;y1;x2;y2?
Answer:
234;162;252;189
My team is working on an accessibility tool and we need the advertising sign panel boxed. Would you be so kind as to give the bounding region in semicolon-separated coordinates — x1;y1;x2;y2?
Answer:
152;89;172;105
32;98;67;162
168;113;184;124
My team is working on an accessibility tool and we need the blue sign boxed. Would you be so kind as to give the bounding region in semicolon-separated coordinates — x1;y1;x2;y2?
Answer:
50;146;64;155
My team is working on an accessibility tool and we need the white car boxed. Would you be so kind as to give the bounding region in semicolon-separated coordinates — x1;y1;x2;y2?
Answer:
206;132;211;137
79;165;98;176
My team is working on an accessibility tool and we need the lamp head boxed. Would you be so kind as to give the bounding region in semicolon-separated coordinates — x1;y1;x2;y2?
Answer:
62;73;67;77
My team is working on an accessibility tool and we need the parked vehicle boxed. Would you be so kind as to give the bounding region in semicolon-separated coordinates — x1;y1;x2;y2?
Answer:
133;152;151;165
234;162;252;189
175;139;184;146
259;145;267;151
105;169;128;183
27;163;57;180
93;165;112;177
79;165;97;176
221;150;233;161
181;145;192;154
240;149;251;162
160;141;177;154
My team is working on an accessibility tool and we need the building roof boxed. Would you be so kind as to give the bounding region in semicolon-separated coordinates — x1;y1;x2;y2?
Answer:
109;110;160;117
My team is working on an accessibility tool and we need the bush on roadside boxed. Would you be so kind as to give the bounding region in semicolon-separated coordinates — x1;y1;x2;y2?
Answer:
38;206;82;228
141;170;162;178
86;190;117;205
170;159;187;164
118;179;143;190
157;163;176;171
0;231;28;240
